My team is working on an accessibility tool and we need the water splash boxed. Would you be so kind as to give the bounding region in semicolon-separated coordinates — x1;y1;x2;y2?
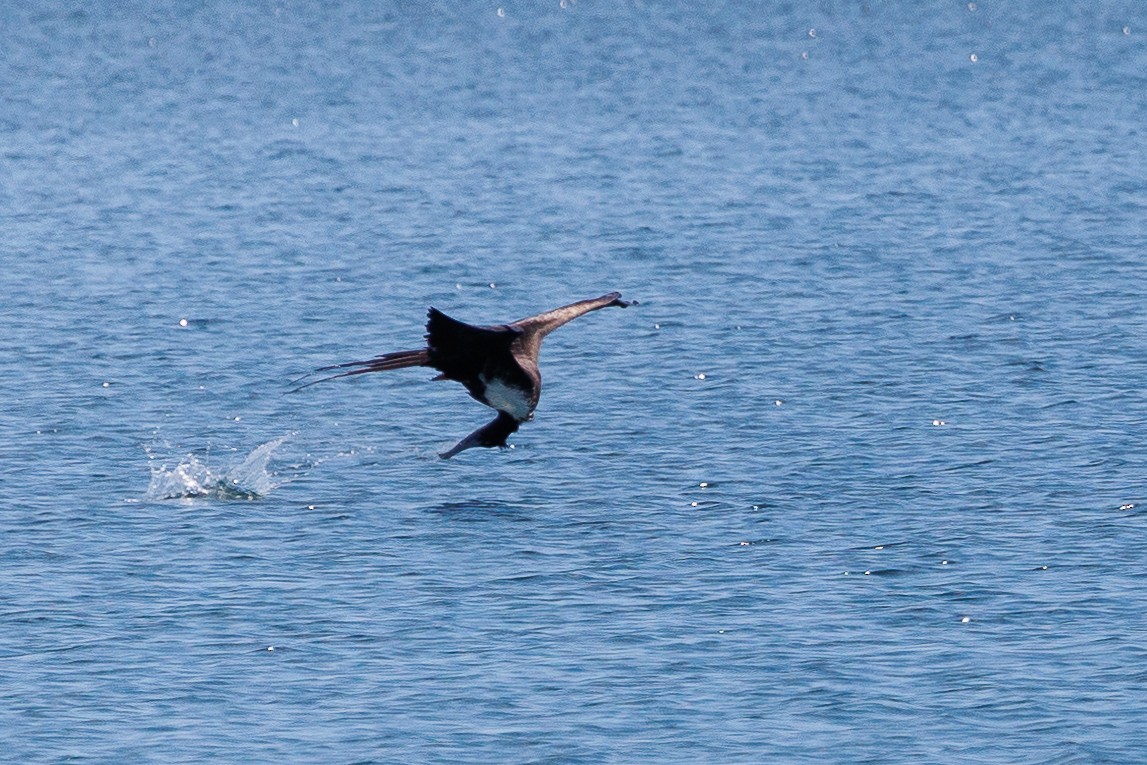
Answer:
145;436;290;501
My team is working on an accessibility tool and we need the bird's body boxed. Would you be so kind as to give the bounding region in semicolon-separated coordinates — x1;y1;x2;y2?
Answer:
293;292;633;458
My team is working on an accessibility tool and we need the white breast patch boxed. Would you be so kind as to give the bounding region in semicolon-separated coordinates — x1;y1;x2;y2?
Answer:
481;376;532;421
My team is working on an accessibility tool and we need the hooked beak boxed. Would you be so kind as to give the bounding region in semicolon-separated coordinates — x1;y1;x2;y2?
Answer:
439;432;483;460
438;412;520;459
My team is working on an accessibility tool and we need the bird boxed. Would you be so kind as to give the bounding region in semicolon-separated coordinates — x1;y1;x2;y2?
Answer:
291;292;634;458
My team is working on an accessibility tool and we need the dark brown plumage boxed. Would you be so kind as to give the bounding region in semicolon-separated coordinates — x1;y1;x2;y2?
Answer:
292;292;633;458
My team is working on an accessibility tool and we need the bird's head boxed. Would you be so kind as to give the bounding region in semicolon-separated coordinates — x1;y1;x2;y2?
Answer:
438;412;520;459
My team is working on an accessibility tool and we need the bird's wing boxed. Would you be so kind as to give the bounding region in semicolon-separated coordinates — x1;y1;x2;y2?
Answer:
425;307;521;382
510;292;632;339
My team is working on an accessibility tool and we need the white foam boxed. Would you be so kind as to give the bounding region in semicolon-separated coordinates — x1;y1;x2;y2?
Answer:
145;436;289;501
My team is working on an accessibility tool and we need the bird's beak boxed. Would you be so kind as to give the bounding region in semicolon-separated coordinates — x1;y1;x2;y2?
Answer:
439;432;482;459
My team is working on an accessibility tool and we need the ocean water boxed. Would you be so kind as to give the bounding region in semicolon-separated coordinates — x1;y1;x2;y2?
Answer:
3;1;1146;762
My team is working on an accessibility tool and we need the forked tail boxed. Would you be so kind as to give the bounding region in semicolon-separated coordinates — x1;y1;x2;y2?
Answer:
287;349;430;393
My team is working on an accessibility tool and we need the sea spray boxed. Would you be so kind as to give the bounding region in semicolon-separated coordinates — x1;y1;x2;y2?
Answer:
145;436;290;500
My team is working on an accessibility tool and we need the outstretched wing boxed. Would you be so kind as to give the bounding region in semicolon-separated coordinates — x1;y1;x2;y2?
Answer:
509;292;632;338
425;307;521;384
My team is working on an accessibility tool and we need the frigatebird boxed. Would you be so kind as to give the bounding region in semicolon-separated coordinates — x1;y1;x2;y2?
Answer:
292;292;634;458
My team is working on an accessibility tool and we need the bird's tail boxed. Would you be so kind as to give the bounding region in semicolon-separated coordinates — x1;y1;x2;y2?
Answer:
287;349;430;393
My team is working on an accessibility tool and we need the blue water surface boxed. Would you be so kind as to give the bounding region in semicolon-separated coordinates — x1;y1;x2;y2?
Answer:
3;1;1146;763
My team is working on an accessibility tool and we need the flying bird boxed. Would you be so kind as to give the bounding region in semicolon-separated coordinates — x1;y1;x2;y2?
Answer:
292;292;634;458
